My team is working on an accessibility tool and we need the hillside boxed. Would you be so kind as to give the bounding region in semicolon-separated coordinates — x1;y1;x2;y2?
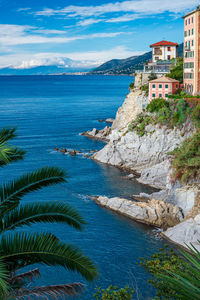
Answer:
90;43;183;75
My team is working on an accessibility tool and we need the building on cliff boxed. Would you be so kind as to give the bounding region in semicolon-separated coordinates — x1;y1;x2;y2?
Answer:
143;40;179;74
149;76;180;100
182;5;200;95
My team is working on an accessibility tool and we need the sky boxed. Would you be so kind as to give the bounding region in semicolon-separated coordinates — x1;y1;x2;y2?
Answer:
0;0;199;71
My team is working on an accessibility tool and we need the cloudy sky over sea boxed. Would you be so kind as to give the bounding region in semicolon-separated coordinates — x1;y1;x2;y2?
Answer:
0;0;199;70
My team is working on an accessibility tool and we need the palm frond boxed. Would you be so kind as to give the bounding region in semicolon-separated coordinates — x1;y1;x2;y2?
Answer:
0;257;9;296
14;282;84;299
0;128;25;166
0;147;26;167
0;128;17;145
1;201;85;233
10;268;40;285
0;232;97;281
0;167;66;215
157;243;200;300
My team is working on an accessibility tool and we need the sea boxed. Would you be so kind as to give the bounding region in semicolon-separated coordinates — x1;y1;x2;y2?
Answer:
0;75;167;299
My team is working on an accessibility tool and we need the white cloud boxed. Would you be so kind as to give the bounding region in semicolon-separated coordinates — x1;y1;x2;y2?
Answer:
0;24;126;46
0;47;144;69
35;0;199;18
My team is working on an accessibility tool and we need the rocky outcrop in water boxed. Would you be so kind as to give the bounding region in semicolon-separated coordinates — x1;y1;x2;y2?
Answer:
81;126;111;141
94;196;183;229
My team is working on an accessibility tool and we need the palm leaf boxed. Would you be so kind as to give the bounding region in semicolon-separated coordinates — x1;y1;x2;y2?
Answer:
0;147;26;167
0;128;17;145
0;201;85;233
10;268;40;285
0;167;66;215
0;257;9;296
0;232;97;281
0;128;25;166
14;282;84;299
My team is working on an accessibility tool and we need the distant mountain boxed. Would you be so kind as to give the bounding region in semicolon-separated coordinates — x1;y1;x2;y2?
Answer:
90;43;184;75
0;57;97;75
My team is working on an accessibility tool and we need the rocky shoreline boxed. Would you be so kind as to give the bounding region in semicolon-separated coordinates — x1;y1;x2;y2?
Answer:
82;88;200;251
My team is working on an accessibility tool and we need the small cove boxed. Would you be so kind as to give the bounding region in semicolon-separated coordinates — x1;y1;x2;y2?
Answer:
0;75;168;299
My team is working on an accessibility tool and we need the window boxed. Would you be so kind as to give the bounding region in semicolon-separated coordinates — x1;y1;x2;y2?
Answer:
186;19;187;25
165;94;168;98
192;40;194;46
189;29;190;36
152;93;156;98
155;56;159;60
159;84;162;88
192;17;193;23
168;47;171;51
165;84;169;89
189;18;190;24
185;41;187;48
176;84;178;88
184;31;187;37
192;28;194;35
159;94;162;98
152;84;156;88
167;55;171;60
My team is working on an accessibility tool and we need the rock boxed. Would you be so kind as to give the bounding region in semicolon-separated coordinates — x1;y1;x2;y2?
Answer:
127;174;135;179
93;123;194;189
98;119;104;122
112;90;149;130
60;148;67;154
81;126;111;141
69;150;76;156
105;118;114;123
168;185;199;216
54;148;59;151
162;215;200;251
94;196;183;229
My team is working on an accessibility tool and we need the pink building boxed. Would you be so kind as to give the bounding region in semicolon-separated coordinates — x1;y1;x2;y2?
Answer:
149;76;180;100
182;6;200;95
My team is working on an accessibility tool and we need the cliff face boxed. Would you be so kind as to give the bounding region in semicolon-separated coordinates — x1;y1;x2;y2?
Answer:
94;90;193;189
91;89;200;250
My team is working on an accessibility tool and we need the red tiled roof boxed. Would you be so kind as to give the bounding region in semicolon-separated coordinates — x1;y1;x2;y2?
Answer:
150;40;179;47
149;76;180;83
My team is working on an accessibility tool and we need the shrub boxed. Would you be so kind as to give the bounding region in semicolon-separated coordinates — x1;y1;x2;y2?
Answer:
129;82;134;89
169;131;200;183
148;73;157;81
141;83;149;95
166;57;183;83
128;114;153;136
146;98;169;113
93;285;134;300
191;103;200;127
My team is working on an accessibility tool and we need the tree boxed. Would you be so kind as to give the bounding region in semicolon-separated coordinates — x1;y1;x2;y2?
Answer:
0;128;97;299
166;57;183;83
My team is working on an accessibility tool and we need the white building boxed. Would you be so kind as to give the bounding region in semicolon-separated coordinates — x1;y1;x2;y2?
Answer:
150;40;178;63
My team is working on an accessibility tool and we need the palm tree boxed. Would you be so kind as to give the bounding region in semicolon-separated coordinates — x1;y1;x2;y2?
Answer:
158;243;200;300
0;128;97;299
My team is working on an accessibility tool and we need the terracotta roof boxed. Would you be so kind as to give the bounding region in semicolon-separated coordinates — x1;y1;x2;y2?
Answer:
149;76;180;83
150;40;179;47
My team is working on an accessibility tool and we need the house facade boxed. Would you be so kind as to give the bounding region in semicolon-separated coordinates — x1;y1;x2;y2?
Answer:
149;76;180;100
183;6;200;95
143;40;179;75
150;40;178;63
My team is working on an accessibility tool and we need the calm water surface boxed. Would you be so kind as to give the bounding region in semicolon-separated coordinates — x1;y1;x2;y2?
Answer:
0;75;166;299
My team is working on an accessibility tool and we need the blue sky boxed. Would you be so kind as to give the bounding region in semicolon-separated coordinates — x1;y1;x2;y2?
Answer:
0;0;199;70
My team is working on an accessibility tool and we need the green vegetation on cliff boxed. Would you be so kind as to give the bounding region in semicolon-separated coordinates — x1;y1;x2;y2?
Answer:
166;57;183;83
128;97;200;183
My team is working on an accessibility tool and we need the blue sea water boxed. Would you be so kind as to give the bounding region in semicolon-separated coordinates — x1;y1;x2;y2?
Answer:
0;75;167;299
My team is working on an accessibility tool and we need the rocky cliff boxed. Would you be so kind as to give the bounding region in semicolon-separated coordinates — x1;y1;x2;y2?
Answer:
89;88;199;250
